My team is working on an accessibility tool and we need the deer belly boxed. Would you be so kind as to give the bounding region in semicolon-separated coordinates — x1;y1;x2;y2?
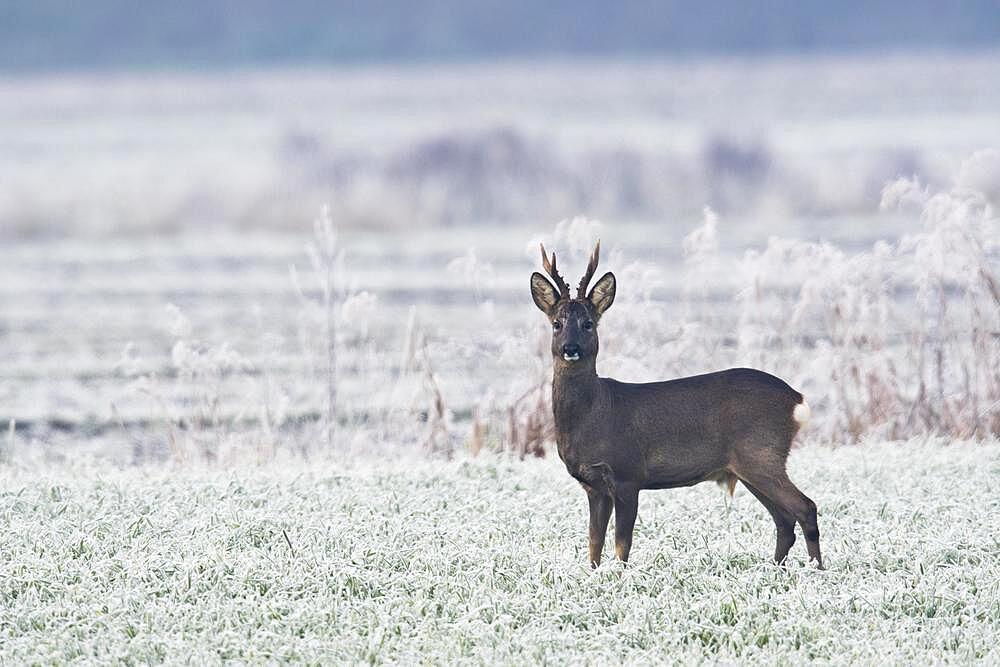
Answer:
644;452;725;488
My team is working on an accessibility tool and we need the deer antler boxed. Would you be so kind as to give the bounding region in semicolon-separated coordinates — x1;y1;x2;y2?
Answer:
540;243;571;301
576;240;601;299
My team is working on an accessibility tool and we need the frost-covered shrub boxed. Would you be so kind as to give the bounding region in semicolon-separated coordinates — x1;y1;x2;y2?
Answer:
112;154;998;464
737;156;998;443
117;304;258;463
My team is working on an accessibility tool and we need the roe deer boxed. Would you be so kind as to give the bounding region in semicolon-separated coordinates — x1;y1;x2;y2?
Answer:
530;241;822;568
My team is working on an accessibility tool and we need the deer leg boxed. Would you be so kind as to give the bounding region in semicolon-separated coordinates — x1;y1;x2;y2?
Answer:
740;480;796;564
586;487;613;567
735;468;823;569
613;484;640;564
797;492;823;569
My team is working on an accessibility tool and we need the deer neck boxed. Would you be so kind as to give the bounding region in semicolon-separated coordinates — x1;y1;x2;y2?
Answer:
551;358;601;432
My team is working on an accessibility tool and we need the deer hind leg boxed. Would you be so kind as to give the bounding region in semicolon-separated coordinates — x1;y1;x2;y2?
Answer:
734;466;823;569
613;483;640;564
585;486;613;567
740;480;796;564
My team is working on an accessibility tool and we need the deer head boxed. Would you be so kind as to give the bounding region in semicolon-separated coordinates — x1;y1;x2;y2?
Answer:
530;241;616;364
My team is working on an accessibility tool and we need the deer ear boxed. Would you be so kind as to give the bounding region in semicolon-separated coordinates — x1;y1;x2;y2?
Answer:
530;272;559;315
587;272;616;317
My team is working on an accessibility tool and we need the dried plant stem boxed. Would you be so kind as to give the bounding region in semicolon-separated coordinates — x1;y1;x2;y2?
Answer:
325;261;337;452
420;340;450;456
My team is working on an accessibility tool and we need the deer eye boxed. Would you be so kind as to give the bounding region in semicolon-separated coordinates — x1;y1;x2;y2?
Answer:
583;320;594;331
552;321;562;331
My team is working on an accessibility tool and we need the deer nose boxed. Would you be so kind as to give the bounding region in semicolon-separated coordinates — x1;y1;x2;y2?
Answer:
562;344;581;361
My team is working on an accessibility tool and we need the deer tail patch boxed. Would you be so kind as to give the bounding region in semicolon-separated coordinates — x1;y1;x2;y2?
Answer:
793;399;811;428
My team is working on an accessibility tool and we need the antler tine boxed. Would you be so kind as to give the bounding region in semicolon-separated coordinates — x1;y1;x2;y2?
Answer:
576;240;601;298
539;243;571;300
539;242;552;275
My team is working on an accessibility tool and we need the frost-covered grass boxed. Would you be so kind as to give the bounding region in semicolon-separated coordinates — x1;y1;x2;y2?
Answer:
3;441;999;664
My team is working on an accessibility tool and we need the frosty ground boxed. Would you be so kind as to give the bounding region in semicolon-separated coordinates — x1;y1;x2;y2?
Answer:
2;54;997;664
2;441;998;664
3;56;999;461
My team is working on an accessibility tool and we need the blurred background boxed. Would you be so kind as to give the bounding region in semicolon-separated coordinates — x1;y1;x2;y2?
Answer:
2;1;998;464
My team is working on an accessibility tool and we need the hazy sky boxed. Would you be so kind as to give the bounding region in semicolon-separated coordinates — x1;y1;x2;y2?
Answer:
2;0;999;71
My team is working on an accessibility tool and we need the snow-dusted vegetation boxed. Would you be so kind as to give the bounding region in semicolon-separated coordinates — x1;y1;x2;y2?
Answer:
2;442;999;663
3;56;999;464
6;151;996;463
1;55;999;663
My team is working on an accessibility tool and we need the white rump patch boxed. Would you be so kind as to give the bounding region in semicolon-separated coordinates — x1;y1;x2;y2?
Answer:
793;400;811;427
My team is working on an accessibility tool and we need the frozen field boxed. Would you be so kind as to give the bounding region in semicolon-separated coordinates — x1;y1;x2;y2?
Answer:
4;176;998;462
2;54;999;463
0;212;935;462
1;53;999;665
2;442;999;663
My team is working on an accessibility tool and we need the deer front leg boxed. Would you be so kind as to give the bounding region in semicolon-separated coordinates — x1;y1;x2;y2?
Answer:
613;483;640;563
586;487;613;567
